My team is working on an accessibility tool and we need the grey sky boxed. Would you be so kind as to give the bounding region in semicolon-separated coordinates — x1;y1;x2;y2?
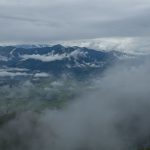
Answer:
0;0;150;43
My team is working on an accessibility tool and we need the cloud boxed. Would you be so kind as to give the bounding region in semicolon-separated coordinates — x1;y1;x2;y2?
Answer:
0;0;150;43
21;53;66;62
59;37;150;54
0;68;50;78
0;71;29;77
20;49;87;62
34;72;49;77
0;57;150;150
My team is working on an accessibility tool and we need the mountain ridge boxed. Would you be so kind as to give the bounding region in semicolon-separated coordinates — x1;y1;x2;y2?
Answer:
0;44;129;81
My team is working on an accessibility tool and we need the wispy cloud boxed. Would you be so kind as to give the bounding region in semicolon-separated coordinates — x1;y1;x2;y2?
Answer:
21;49;87;62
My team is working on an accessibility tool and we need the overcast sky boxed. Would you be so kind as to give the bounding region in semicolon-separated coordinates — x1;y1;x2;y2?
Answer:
0;0;150;44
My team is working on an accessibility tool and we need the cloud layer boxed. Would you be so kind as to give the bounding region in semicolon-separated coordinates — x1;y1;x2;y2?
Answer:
59;37;150;54
1;58;150;150
0;0;150;43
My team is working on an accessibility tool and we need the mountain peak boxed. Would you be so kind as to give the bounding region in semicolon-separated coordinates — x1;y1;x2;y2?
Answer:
51;44;65;49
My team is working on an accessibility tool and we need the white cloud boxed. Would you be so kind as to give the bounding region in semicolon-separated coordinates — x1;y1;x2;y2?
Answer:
59;37;150;54
21;49;87;62
0;68;29;72
0;71;29;77
0;68;49;77
21;53;66;62
34;72;49;77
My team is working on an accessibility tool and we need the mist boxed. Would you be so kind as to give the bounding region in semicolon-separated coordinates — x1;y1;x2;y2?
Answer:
0;58;150;150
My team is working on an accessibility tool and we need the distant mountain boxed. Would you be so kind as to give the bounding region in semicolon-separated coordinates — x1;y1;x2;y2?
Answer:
14;44;50;49
0;44;128;81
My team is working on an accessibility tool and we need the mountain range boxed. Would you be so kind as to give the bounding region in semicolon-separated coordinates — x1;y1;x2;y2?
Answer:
0;44;130;83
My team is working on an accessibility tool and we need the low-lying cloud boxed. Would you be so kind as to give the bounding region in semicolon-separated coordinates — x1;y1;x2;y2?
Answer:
0;57;150;150
21;49;87;62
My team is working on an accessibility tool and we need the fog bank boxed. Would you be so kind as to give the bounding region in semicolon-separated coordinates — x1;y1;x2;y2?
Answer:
0;59;150;150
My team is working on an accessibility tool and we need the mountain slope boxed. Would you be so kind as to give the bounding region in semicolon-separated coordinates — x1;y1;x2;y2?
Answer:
0;45;127;80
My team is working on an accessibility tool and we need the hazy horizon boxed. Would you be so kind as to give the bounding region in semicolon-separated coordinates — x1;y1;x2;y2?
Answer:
0;0;150;46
